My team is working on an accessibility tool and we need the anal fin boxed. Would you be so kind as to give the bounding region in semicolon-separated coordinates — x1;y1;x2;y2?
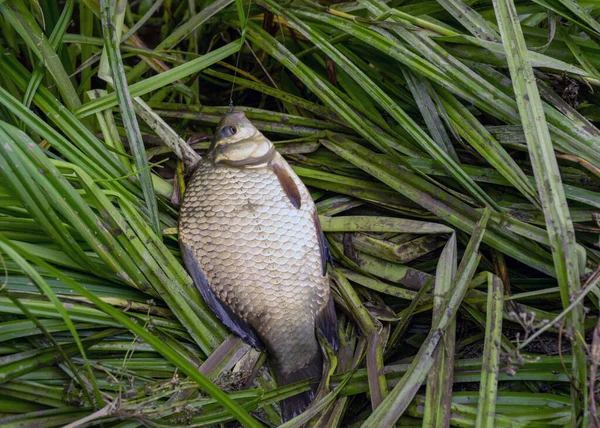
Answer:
316;297;338;352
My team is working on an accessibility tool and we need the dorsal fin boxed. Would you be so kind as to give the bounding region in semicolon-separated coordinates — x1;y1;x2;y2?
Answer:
269;157;301;209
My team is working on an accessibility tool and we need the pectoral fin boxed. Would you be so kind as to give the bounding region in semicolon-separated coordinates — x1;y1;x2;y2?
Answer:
181;243;264;350
270;158;301;209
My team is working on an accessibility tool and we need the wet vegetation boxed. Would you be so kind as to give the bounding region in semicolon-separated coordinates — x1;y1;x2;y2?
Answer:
1;0;600;426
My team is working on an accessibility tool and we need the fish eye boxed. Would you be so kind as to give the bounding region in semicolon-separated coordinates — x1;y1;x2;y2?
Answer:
220;125;237;138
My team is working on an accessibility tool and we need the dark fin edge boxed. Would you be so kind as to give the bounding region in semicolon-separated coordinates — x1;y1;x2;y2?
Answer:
180;243;265;351
270;159;301;209
277;352;322;422
312;210;334;276
316;297;339;352
170;173;182;207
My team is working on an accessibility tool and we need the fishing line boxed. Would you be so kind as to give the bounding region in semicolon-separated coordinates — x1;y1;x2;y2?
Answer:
229;0;253;111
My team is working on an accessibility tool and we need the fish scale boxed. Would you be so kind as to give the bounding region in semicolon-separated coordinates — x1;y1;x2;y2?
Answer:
179;159;328;374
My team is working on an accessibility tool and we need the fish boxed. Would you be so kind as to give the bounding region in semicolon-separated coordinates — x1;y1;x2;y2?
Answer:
178;110;338;421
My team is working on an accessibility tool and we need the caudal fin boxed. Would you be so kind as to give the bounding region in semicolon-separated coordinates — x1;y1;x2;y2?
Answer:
277;354;322;422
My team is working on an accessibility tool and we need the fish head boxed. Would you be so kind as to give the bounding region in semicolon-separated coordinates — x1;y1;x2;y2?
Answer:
211;111;276;167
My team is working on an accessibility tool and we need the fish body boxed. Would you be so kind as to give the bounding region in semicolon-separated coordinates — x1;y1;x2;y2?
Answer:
179;111;337;420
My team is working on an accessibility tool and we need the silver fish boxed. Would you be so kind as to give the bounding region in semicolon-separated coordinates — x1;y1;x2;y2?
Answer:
179;111;337;420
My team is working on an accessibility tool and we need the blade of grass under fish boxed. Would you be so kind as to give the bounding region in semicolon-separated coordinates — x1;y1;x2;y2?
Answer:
6;246;262;428
100;0;160;234
362;209;490;427
279;371;355;428
475;273;504;427
493;0;587;425
422;233;457;427
0;1;80;110
267;4;499;210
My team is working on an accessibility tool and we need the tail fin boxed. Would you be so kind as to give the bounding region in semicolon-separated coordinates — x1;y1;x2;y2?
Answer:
277;353;322;422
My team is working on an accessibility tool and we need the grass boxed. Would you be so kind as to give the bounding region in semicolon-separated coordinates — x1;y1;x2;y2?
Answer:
0;0;599;426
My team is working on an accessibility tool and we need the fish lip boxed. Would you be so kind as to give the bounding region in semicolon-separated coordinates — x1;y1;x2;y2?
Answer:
213;145;276;167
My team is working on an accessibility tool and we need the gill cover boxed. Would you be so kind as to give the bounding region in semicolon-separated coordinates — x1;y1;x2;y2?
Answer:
211;111;276;167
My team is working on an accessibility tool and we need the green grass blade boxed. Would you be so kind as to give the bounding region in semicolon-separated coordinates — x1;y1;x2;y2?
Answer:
475;274;504;427
270;4;499;209
125;0;234;82
99;0;160;234
436;0;500;40
22;0;75;112
244;23;415;158
0;1;80;110
320;135;555;275
74;40;241;118
493;0;588;425
362;209;490;427
10;247;262;428
422;233;457;426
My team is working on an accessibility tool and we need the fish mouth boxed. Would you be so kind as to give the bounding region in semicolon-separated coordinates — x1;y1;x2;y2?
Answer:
213;144;276;167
